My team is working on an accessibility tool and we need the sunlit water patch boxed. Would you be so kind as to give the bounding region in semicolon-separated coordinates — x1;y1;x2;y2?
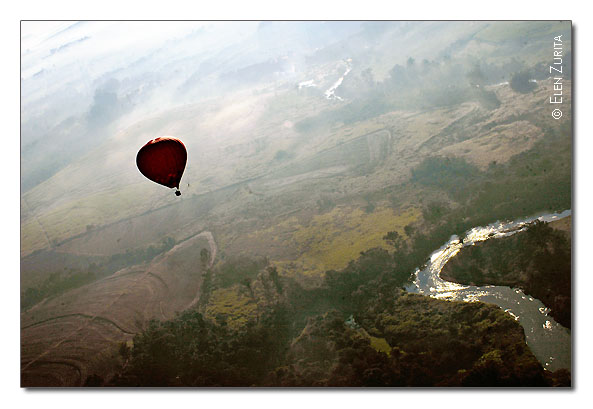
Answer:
406;210;571;371
324;59;352;101
298;79;316;89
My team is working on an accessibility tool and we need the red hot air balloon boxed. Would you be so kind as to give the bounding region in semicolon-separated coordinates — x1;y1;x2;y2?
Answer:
136;137;187;196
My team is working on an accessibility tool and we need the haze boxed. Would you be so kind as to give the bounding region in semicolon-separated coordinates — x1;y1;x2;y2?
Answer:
20;21;572;387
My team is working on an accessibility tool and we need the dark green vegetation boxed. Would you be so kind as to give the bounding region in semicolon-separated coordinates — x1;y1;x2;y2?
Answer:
112;309;292;387
411;156;479;202
21;269;97;311
196;256;271;311
510;71;538;94
409;120;571;238
442;220;571;328
216;256;270;289
275;298;568;387
110;245;569;387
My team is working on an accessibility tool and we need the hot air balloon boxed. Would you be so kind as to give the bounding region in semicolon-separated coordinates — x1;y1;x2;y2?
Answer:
136;137;187;196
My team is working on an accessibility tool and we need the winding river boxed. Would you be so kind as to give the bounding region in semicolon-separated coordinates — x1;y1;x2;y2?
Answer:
405;210;571;372
324;59;352;101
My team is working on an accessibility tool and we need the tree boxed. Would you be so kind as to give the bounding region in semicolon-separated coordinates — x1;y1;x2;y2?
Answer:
466;63;486;87
267;266;282;293
200;248;210;269
383;231;405;251
510;71;536;94
361;68;375;88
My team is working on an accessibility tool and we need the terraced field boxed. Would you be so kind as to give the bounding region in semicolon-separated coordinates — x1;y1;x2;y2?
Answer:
21;232;213;386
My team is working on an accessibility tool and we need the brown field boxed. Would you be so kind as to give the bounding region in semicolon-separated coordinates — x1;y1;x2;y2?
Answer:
21;233;212;386
549;215;572;234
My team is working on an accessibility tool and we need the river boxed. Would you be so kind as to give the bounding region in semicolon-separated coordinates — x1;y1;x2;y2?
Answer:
405;209;571;372
324;59;352;101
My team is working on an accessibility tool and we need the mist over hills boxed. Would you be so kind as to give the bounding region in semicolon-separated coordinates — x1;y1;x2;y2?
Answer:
21;21;365;191
21;21;572;386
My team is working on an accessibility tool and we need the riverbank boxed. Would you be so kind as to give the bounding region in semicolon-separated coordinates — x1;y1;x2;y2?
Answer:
441;217;571;328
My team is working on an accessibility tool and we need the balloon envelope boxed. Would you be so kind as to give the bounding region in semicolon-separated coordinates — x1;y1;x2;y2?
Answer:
136;137;187;190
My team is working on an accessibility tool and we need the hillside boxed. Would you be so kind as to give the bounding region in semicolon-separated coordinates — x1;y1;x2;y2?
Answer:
21;21;572;387
21;232;213;386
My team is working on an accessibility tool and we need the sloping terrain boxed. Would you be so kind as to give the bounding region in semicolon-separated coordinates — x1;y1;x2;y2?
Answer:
21;78;570;385
21;21;572;386
21;231;214;386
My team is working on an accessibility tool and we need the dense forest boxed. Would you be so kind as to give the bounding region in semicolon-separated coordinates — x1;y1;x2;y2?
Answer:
109;246;570;387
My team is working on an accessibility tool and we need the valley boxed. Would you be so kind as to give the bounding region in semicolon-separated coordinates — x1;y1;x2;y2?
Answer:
20;21;573;387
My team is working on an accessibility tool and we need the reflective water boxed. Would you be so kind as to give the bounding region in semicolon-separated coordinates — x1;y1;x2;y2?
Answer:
298;79;316;90
406;210;571;371
324;59;352;101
